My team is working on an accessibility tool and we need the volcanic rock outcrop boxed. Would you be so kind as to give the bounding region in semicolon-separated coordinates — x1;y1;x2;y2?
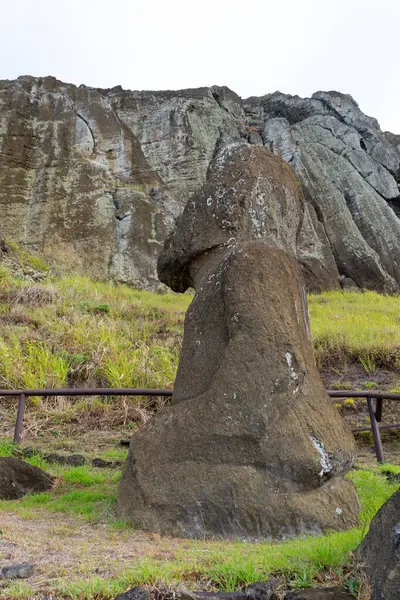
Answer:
358;488;400;600
246;91;400;292
0;77;399;291
117;144;359;539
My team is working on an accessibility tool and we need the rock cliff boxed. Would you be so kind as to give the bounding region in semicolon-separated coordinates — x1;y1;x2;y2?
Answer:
1;76;399;291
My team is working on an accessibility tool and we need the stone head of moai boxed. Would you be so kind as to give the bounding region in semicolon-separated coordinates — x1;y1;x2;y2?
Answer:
158;143;303;292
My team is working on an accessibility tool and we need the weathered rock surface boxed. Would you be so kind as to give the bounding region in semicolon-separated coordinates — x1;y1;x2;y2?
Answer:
114;587;151;600
0;77;399;291
358;488;400;600
245;579;282;600
283;589;353;599
0;76;180;289
117;145;359;539
0;457;53;499
245;91;400;292
0;563;34;580
179;579;282;600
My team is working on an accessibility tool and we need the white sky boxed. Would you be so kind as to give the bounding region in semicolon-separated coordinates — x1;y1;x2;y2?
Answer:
1;0;399;133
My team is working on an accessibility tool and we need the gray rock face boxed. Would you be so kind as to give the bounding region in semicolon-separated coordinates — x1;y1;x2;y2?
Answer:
0;76;181;290
245;91;400;292
117;145;359;540
1;77;399;291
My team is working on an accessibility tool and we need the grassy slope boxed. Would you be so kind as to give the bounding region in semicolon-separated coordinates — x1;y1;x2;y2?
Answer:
0;257;400;598
0;269;399;395
309;290;400;371
0;272;399;438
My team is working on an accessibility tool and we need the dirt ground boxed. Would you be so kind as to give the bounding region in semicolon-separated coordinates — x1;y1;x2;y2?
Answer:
0;512;179;585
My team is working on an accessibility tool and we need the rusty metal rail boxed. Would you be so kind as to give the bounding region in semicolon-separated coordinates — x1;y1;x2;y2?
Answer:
328;390;400;463
1;387;400;463
0;388;172;444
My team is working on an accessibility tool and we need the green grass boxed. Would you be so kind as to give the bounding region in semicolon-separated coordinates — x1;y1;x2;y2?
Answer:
97;447;128;461
0;447;397;598
0;267;190;428
0;440;15;456
0;262;398;444
0;455;120;523
3;239;50;273
309;290;400;369
0;273;189;394
46;466;394;598
0;273;398;397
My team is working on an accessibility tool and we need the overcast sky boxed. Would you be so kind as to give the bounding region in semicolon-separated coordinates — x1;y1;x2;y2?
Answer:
1;0;399;133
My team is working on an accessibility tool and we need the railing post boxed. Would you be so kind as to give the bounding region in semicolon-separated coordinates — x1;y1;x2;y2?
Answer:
367;395;384;463
13;393;26;444
375;397;383;422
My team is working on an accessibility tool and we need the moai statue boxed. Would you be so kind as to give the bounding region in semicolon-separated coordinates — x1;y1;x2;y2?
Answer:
117;144;359;540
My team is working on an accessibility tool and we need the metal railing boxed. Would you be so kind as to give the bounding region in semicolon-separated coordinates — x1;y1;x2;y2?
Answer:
1;387;399;463
328;390;400;463
0;388;173;444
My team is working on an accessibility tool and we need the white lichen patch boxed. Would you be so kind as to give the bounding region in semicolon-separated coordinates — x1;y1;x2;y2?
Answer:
285;351;299;393
310;435;332;477
285;351;293;369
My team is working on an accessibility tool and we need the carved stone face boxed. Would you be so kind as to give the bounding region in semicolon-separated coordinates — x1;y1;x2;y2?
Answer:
157;143;304;292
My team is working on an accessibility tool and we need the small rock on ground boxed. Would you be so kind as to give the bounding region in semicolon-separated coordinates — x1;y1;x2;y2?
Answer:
114;587;151;600
246;578;282;600
0;563;34;579
92;458;113;468
66;455;85;466
180;593;246;600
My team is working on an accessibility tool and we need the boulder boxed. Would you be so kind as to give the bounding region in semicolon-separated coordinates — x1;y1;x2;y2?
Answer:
358;488;400;599
117;144;359;539
0;457;53;499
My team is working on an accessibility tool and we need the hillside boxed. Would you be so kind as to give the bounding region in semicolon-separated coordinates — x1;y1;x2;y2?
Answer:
0;255;400;597
1;77;399;292
0;253;399;451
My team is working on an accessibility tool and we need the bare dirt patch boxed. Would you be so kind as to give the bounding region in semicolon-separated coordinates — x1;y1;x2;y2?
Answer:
0;511;179;594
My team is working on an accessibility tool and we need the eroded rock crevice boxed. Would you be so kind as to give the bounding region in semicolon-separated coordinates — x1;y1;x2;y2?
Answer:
61;93;97;155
